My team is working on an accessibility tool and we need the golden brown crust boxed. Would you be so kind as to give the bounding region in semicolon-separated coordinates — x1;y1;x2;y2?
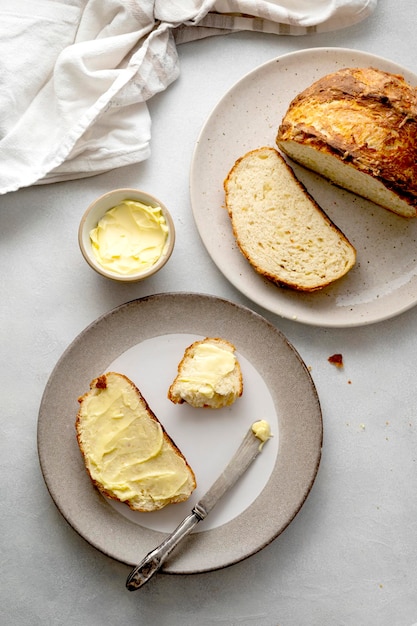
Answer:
276;67;417;210
76;372;196;511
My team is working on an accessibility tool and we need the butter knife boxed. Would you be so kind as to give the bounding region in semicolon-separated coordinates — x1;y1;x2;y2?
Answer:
126;424;269;590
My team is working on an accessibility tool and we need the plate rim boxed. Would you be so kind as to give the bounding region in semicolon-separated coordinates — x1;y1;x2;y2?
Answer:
37;292;322;574
190;47;417;328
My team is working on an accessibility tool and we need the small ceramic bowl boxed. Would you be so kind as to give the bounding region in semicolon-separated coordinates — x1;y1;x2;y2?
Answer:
78;188;175;282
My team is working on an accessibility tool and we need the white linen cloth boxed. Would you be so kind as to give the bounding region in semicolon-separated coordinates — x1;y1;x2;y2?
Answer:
0;0;377;195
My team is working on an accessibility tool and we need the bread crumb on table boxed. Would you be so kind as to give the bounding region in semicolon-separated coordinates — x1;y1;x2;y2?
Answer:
328;353;344;368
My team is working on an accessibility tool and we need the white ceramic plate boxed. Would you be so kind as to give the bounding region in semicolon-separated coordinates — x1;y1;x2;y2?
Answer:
190;48;417;327
37;293;322;574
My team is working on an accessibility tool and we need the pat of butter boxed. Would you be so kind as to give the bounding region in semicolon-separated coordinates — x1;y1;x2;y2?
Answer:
90;199;168;275
177;342;236;398
80;377;191;505
252;419;272;449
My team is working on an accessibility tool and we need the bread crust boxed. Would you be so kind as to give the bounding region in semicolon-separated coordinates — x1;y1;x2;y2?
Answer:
276;67;417;215
76;372;196;512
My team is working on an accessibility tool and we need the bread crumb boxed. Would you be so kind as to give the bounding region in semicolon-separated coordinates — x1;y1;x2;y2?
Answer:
328;353;343;367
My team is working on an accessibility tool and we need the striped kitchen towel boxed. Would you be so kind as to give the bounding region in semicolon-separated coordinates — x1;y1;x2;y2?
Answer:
0;0;377;194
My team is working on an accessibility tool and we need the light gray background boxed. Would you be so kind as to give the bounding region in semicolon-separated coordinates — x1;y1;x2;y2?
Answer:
2;1;417;624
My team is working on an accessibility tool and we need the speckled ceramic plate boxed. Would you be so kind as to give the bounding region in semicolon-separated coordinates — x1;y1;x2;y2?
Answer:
37;293;322;574
190;48;417;328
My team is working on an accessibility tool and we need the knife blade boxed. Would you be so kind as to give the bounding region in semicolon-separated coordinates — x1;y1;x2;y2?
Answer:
126;424;269;590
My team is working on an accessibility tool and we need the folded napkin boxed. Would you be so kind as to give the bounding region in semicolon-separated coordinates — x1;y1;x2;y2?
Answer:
0;0;377;195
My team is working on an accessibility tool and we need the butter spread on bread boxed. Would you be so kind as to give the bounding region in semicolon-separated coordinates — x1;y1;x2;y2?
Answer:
76;372;196;512
168;337;243;408
224;146;356;291
276;67;417;217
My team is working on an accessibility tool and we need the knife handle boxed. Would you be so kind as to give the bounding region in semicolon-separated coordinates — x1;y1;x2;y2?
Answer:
126;507;206;591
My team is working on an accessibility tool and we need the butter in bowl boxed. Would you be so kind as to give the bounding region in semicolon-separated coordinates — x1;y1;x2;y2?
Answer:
78;188;175;282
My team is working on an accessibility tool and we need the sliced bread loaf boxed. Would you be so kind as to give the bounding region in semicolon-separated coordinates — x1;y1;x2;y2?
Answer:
168;337;243;409
276;67;417;217
76;372;196;512
224;147;356;291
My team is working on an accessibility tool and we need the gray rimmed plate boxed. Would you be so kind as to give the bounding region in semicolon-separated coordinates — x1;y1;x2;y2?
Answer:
37;293;322;573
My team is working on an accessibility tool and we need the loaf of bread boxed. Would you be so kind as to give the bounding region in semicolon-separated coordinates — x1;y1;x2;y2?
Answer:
76;372;196;512
276;67;417;217
168;337;243;408
223;146;356;291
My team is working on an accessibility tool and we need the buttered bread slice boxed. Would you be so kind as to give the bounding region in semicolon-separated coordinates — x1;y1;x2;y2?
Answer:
168;337;243;409
224;147;356;291
76;372;196;512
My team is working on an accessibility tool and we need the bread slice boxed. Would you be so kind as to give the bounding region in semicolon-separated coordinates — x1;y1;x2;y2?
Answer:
224;146;356;291
76;372;196;512
276;67;417;217
168;337;243;409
